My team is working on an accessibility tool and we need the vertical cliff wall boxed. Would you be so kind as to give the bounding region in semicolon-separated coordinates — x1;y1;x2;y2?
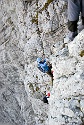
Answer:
0;0;84;125
0;0;67;124
0;0;36;125
49;30;84;125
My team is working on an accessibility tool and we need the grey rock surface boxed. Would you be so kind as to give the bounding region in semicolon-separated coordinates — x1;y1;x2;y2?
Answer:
0;0;84;125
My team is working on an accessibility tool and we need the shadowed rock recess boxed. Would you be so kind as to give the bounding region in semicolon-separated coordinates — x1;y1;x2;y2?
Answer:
0;0;84;125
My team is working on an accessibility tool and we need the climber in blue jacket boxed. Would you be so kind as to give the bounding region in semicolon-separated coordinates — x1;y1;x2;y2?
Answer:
37;57;53;78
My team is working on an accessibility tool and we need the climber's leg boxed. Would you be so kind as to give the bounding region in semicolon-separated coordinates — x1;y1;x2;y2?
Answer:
78;0;84;32
68;0;81;40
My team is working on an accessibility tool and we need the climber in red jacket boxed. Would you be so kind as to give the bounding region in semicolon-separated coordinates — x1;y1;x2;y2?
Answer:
43;92;50;104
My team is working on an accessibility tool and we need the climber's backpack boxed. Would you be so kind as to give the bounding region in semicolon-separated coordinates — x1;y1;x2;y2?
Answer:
37;65;45;73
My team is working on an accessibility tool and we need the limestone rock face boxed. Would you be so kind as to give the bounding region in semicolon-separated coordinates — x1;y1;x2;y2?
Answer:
0;0;84;125
49;30;84;125
0;0;36;124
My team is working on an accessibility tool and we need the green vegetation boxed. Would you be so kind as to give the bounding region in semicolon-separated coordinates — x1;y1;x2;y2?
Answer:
7;17;13;25
79;50;84;57
32;12;38;25
40;0;54;11
32;0;54;25
29;83;34;92
36;75;38;79
78;100;80;103
12;27;15;31
68;98;71;101
62;43;66;48
36;86;39;91
29;83;40;93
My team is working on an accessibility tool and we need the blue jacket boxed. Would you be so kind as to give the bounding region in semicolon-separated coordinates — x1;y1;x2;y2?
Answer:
37;59;49;73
